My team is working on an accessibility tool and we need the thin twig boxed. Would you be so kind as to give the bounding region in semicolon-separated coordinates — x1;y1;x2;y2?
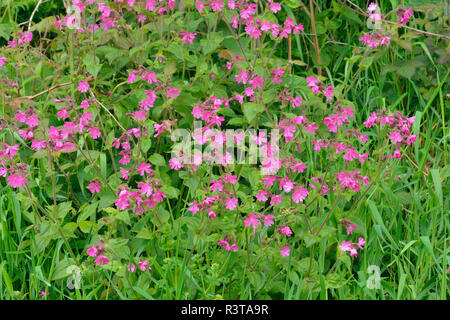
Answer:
28;0;45;30
24;82;72;100
89;90;126;131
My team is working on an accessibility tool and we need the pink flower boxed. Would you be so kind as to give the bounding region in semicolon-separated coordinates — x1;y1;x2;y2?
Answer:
180;31;197;44
243;213;260;229
7;174;28;188
188;201;200;215
263;214;275;227
137;162;152;176
137;259;151;271
305;123;319;135
167;87;180;99
0;57;6;66
324;86;334;99
208;210;216;220
357;237;365;249
88;127;101;139
291;96;303;108
86;245;98;257
390;149;402;159
225;197;238;210
78;81;90;93
210;0;224;12
279;178;294;192
281;226;293;237
344;148;359;162
127;70;139;83
292;188;308;203
406;134;418;145
120;167;129;180
389;131;403;143
290;162;306;173
31;139;46;152
127;263;136;272
269;2;281;13
87;180;101;193
280;245;290;257
270;194;282;206
169;157;184;170
256;190;269;202
339;241;352;252
368;2;377;12
94;255;110;265
195;0;205;13
398;7;414;25
210;179;224;192
346;224;358;235
39;290;50;298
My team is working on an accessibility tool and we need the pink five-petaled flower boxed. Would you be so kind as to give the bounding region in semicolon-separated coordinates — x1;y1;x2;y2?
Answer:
210;0;224;12
137;162;152;176
188;201;200;215
269;1;282;13
7;174;28;188
167;87;180;99
208;210;216;220
180;31;197;44
389;131;403;143
263;214;275;227
281;226;293;237
87;180;101;194
292;188;308;203
39;290;50;298
31;139;46;152
357;237;365;249
77;81;90;93
127;263;136;272
94;255;110;265
137;259;151;271
86;245;98;257
217;239;238;252
398;7;414;25
280;245;290;257
0;57;6;66
339;240;352;253
346;224;358;235
305;123;319;134
243;213;260;229
256;190;269;202
225;197;238;210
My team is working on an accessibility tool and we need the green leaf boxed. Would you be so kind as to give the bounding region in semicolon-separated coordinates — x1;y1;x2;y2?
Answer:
430;169;443;208
51;259;76;281
78;221;98;233
77;201;98;223
0;23;12;40
135;228;154;240
56;201;73;220
97;46;126;65
283;0;301;8
160;186;179;199
166;43;184;60
83;54;102;78
149;153;166;166
242;103;265;123
367;200;397;248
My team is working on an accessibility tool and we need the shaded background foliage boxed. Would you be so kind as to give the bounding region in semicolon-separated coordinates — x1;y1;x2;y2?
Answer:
0;0;448;300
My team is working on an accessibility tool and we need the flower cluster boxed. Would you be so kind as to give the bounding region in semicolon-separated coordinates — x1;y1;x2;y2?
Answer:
359;3;414;48
127;259;152;272
87;240;110;265
339;237;365;258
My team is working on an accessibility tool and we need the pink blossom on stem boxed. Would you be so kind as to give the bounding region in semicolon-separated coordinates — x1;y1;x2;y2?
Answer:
280;245;290;257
